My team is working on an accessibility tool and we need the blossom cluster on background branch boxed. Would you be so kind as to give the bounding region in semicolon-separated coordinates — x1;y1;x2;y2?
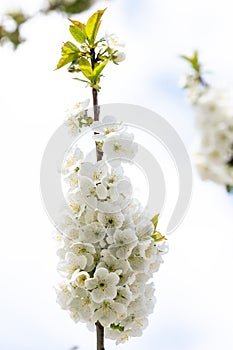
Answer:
181;51;233;193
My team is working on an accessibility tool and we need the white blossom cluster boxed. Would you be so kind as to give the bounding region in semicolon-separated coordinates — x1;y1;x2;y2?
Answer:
65;99;93;135
182;75;233;188
55;115;167;343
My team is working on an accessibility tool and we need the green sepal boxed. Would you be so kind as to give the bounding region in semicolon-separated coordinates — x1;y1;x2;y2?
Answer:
110;324;125;332
151;231;167;243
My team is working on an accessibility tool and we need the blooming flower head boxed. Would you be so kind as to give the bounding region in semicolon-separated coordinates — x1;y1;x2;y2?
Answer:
85;267;119;303
55;117;167;343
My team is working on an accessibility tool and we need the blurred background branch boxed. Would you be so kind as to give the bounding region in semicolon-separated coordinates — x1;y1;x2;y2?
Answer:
0;0;97;49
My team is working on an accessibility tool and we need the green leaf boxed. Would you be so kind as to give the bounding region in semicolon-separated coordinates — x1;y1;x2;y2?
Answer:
180;55;193;63
55;41;80;69
152;231;167;243
78;57;93;80
85;8;106;41
56;53;78;70
150;213;167;242
68;18;86;33
79;57;92;67
62;41;79;54
151;213;159;230
93;60;109;79
181;50;201;73
69;25;86;43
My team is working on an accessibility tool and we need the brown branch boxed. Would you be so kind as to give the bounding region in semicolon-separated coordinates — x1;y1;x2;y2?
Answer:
96;321;105;350
92;88;100;122
91;46;103;161
92;87;103;161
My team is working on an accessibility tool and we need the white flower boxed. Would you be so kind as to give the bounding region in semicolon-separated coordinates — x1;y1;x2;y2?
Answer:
136;219;154;239
121;315;148;334
97;212;124;229
96;183;108;200
69;289;93;322
93;300;126;327
110;229;138;259
128;246;150;272
65;99;92;135
79;161;108;183
79;222;106;244
71;243;96;272
129;273;150;297
64;171;79;190
92;115;124;141
115;52;126;63
67;191;86;217
115;286;132;305
85;267;119;303
71;270;89;288
118;269;135;287
70;100;89;115
144;283;156;314
57;212;80;240
62;147;83;175
98;252;130;275
55;281;73;309
102;167;124;187
79;177;97;208
105;33;125;49
58;252;87;274
105;327;126;344
81;207;98;225
117;179;132;197
103;132;138;163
